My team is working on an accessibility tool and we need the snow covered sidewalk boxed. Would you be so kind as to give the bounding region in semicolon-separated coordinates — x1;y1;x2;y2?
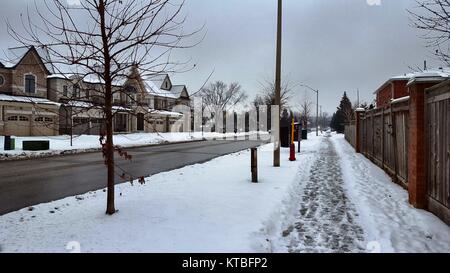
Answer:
332;135;450;253
260;134;450;253
270;136;365;253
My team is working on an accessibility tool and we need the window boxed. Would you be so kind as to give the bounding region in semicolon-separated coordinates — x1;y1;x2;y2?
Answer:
7;116;18;121
63;86;68;97
125;85;137;93
0;75;4;86
25;75;36;93
73;84;80;98
35;117;44;122
44;117;53;122
19;116;29;121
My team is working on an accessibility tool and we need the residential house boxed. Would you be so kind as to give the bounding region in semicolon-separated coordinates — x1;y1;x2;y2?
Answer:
1;46;191;137
0;46;60;136
374;68;450;108
47;68;188;135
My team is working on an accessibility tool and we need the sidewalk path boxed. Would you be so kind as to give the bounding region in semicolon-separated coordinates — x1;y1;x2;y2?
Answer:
280;135;365;252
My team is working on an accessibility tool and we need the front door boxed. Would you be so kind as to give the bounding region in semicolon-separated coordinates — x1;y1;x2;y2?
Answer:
137;113;144;131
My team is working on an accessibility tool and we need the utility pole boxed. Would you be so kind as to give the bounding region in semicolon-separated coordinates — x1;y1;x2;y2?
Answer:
320;105;322;132
299;83;319;137
274;0;282;167
316;90;319;136
357;88;360;108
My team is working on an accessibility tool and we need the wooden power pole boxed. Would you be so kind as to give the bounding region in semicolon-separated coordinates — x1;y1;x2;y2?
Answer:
274;0;282;167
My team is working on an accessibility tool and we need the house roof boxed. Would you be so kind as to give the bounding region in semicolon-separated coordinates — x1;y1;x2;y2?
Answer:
4;46;54;74
170;85;188;98
373;68;450;94
144;79;178;99
148;74;168;84
0;94;60;106
48;68;188;100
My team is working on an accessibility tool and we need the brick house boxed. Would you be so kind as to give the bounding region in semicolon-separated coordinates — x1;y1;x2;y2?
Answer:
1;46;191;137
374;75;410;109
0;46;60;136
47;68;189;135
374;69;450;109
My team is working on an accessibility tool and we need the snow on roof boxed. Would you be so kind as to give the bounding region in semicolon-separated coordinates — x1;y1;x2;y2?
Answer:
0;94;60;106
5;46;55;73
148;74;168;84
47;74;74;80
149;109;183;117
48;73;126;87
390;96;410;104
63;100;95;108
374;67;450;94
170;85;187;98
144;79;178;99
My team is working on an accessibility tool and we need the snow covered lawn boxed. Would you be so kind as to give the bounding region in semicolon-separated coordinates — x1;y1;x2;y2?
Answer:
0;134;322;253
0;132;261;160
332;135;450;253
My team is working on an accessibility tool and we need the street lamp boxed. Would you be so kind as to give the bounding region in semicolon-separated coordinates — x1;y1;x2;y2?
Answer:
299;84;319;136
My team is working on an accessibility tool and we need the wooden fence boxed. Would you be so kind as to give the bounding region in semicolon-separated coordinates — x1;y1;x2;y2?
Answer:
344;121;356;149
426;82;450;223
347;99;410;188
344;81;450;225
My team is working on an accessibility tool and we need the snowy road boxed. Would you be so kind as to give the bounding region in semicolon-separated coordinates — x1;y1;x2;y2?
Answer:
279;136;365;253
0;139;263;215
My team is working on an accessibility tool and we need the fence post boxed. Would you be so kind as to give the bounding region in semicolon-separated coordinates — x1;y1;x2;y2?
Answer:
251;148;258;183
381;107;385;168
407;80;438;209
355;108;365;153
391;102;399;184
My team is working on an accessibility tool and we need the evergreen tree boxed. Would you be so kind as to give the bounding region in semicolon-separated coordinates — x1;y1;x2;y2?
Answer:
332;92;353;133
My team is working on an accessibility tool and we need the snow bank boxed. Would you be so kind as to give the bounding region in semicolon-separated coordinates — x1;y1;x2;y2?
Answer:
332;135;450;253
0;132;264;160
0;134;320;253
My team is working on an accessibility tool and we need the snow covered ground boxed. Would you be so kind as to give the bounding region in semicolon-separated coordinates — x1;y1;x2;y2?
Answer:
0;134;321;253
332;135;450;253
259;134;449;253
1;133;449;253
0;132;261;160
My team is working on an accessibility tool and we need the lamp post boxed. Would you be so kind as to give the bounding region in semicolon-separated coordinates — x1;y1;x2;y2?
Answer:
299;84;319;136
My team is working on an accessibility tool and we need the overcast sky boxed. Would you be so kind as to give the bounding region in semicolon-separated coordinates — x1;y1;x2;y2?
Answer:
0;0;443;114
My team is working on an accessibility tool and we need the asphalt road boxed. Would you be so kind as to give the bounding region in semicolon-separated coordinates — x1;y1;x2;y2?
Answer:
0;139;264;215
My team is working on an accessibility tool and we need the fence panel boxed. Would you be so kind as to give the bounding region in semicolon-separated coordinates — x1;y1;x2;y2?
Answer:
344;121;356;149
345;102;409;188
394;109;409;184
373;110;383;164
427;87;450;216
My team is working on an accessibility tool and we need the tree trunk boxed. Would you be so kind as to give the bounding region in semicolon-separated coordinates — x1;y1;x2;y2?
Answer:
105;103;115;215
99;0;115;215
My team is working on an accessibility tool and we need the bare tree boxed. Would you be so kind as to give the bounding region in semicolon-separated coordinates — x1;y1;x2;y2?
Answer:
320;111;329;130
298;91;313;128
409;0;450;63
8;0;200;215
254;76;295;111
198;81;248;112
